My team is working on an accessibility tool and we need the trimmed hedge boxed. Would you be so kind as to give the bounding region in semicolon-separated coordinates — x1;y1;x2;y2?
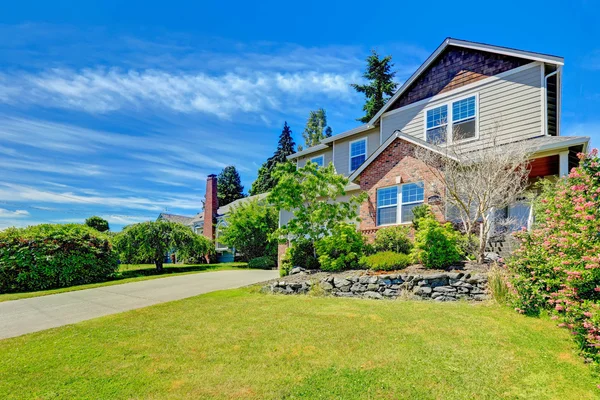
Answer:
360;251;412;271
0;224;118;293
247;256;276;269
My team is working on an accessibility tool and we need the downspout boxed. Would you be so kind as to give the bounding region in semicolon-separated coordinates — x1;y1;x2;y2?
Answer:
543;69;559;136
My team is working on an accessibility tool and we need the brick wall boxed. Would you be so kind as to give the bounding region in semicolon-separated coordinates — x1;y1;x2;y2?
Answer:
358;138;445;240
390;46;530;110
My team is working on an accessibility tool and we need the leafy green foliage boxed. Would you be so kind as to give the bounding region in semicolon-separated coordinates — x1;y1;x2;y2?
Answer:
508;150;600;363
85;216;110;232
219;198;278;261
315;223;364;272
114;221;213;271
269;161;366;247
284;239;320;272
0;224;118;293
411;204;434;231
351;50;398;123
411;217;462;269
177;235;215;264
372;225;412;254
247;256;276;269
250;122;296;195
217;165;245;207
360;251;412;271
487;266;510;304
299;108;332;150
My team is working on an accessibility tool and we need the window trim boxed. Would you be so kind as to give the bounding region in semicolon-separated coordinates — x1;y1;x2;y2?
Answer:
310;155;324;167
423;93;479;145
348;137;368;173
376;181;425;227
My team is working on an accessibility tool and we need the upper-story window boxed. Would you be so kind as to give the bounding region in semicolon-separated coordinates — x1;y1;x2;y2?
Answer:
349;138;367;172
376;182;424;226
425;94;478;144
310;155;324;167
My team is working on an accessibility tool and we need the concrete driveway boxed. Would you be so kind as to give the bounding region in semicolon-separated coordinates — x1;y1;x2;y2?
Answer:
0;269;278;340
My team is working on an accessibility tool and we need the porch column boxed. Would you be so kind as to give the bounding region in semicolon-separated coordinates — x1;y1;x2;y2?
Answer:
559;150;569;176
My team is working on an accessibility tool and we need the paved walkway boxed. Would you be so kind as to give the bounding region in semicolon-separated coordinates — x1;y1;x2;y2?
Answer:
0;269;278;339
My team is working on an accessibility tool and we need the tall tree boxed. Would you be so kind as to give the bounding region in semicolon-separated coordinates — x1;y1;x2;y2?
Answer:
85;216;109;232
250;122;296;195
299;108;332;151
351;50;398;123
217;165;245;207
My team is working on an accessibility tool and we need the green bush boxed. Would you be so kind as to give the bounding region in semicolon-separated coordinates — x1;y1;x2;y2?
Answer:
179;235;216;264
287;239;320;270
315;223;364;272
412;204;434;231
373;225;412;254
360;251;412;271
0;224;118;293
248;256;276;269
411;217;462;269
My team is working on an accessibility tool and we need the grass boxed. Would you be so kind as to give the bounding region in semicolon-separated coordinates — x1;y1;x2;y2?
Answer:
0;262;248;302
0;288;597;399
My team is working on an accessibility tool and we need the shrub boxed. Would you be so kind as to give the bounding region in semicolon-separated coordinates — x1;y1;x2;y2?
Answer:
85;216;110;232
248;256;276;269
315;223;364;272
287;239;320;270
412;204;434;231
372;225;412;254
412;217;462;269
508;150;600;363
360;251;411;271
178;235;216;264
488;265;510;304
0;224;118;293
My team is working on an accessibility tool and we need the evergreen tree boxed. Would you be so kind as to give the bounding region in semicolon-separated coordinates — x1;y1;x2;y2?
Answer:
299;108;332;150
351;50;398;123
217;165;245;207
85;216;110;232
249;122;296;195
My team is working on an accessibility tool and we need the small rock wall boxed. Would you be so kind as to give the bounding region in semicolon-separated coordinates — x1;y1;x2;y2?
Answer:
267;272;489;302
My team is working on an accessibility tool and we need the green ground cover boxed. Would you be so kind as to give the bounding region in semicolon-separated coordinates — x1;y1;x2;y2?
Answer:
0;288;597;399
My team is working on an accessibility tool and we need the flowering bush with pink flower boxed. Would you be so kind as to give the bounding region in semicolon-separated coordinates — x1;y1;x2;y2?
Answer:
509;150;600;363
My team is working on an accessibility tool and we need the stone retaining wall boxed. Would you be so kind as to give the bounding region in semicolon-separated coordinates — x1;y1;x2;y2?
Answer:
266;272;489;302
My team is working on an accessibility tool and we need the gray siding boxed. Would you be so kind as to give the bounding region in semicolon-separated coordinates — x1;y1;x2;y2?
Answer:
332;127;379;176
380;63;543;151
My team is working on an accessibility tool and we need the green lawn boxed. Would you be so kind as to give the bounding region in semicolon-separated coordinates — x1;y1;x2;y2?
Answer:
0;288;597;399
0;262;248;302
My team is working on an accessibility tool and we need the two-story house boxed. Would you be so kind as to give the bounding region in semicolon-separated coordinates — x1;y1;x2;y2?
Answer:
282;38;589;243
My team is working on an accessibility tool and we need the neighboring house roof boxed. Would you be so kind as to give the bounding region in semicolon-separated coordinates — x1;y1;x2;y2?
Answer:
157;213;194;225
348;130;459;182
217;192;269;215
368;37;564;126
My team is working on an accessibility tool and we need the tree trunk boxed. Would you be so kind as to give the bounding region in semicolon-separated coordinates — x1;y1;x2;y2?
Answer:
477;223;486;264
155;260;164;272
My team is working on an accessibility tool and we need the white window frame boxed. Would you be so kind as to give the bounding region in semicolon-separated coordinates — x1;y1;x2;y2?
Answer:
310;155;324;167
348;138;367;173
423;93;479;145
376;181;425;227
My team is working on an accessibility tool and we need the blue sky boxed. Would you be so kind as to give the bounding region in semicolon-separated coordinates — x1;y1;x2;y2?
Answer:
0;0;599;230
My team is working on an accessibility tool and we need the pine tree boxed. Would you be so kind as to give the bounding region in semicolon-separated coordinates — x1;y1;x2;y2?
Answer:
299;108;332;150
351;50;398;123
249;122;296;195
217;165;245;206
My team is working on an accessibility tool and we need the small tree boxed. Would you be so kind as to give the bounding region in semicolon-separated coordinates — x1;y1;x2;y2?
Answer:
219;198;278;261
351;49;398;123
114;221;211;272
85;216;109;232
415;122;532;263
268;161;366;252
217;165;245;207
250;122;296;195
298;108;332;151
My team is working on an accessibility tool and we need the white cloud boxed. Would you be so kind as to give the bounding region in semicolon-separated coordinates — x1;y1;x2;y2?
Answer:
0;208;30;218
0;68;361;118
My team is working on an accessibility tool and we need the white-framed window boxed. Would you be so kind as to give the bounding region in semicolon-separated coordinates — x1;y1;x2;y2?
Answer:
376;182;425;226
425;94;478;144
310;155;324;167
349;138;367;172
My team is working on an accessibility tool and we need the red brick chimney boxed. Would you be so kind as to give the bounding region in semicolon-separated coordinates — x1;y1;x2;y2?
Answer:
203;174;218;240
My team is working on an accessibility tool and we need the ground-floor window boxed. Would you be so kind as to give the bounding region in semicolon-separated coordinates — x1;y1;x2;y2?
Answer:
376;182;424;226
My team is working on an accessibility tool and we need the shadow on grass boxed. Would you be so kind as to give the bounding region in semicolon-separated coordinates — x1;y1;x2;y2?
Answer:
115;264;245;280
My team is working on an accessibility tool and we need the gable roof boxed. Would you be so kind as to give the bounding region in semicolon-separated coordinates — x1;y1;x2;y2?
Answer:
348;130;459;182
157;213;193;225
368;38;564;126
